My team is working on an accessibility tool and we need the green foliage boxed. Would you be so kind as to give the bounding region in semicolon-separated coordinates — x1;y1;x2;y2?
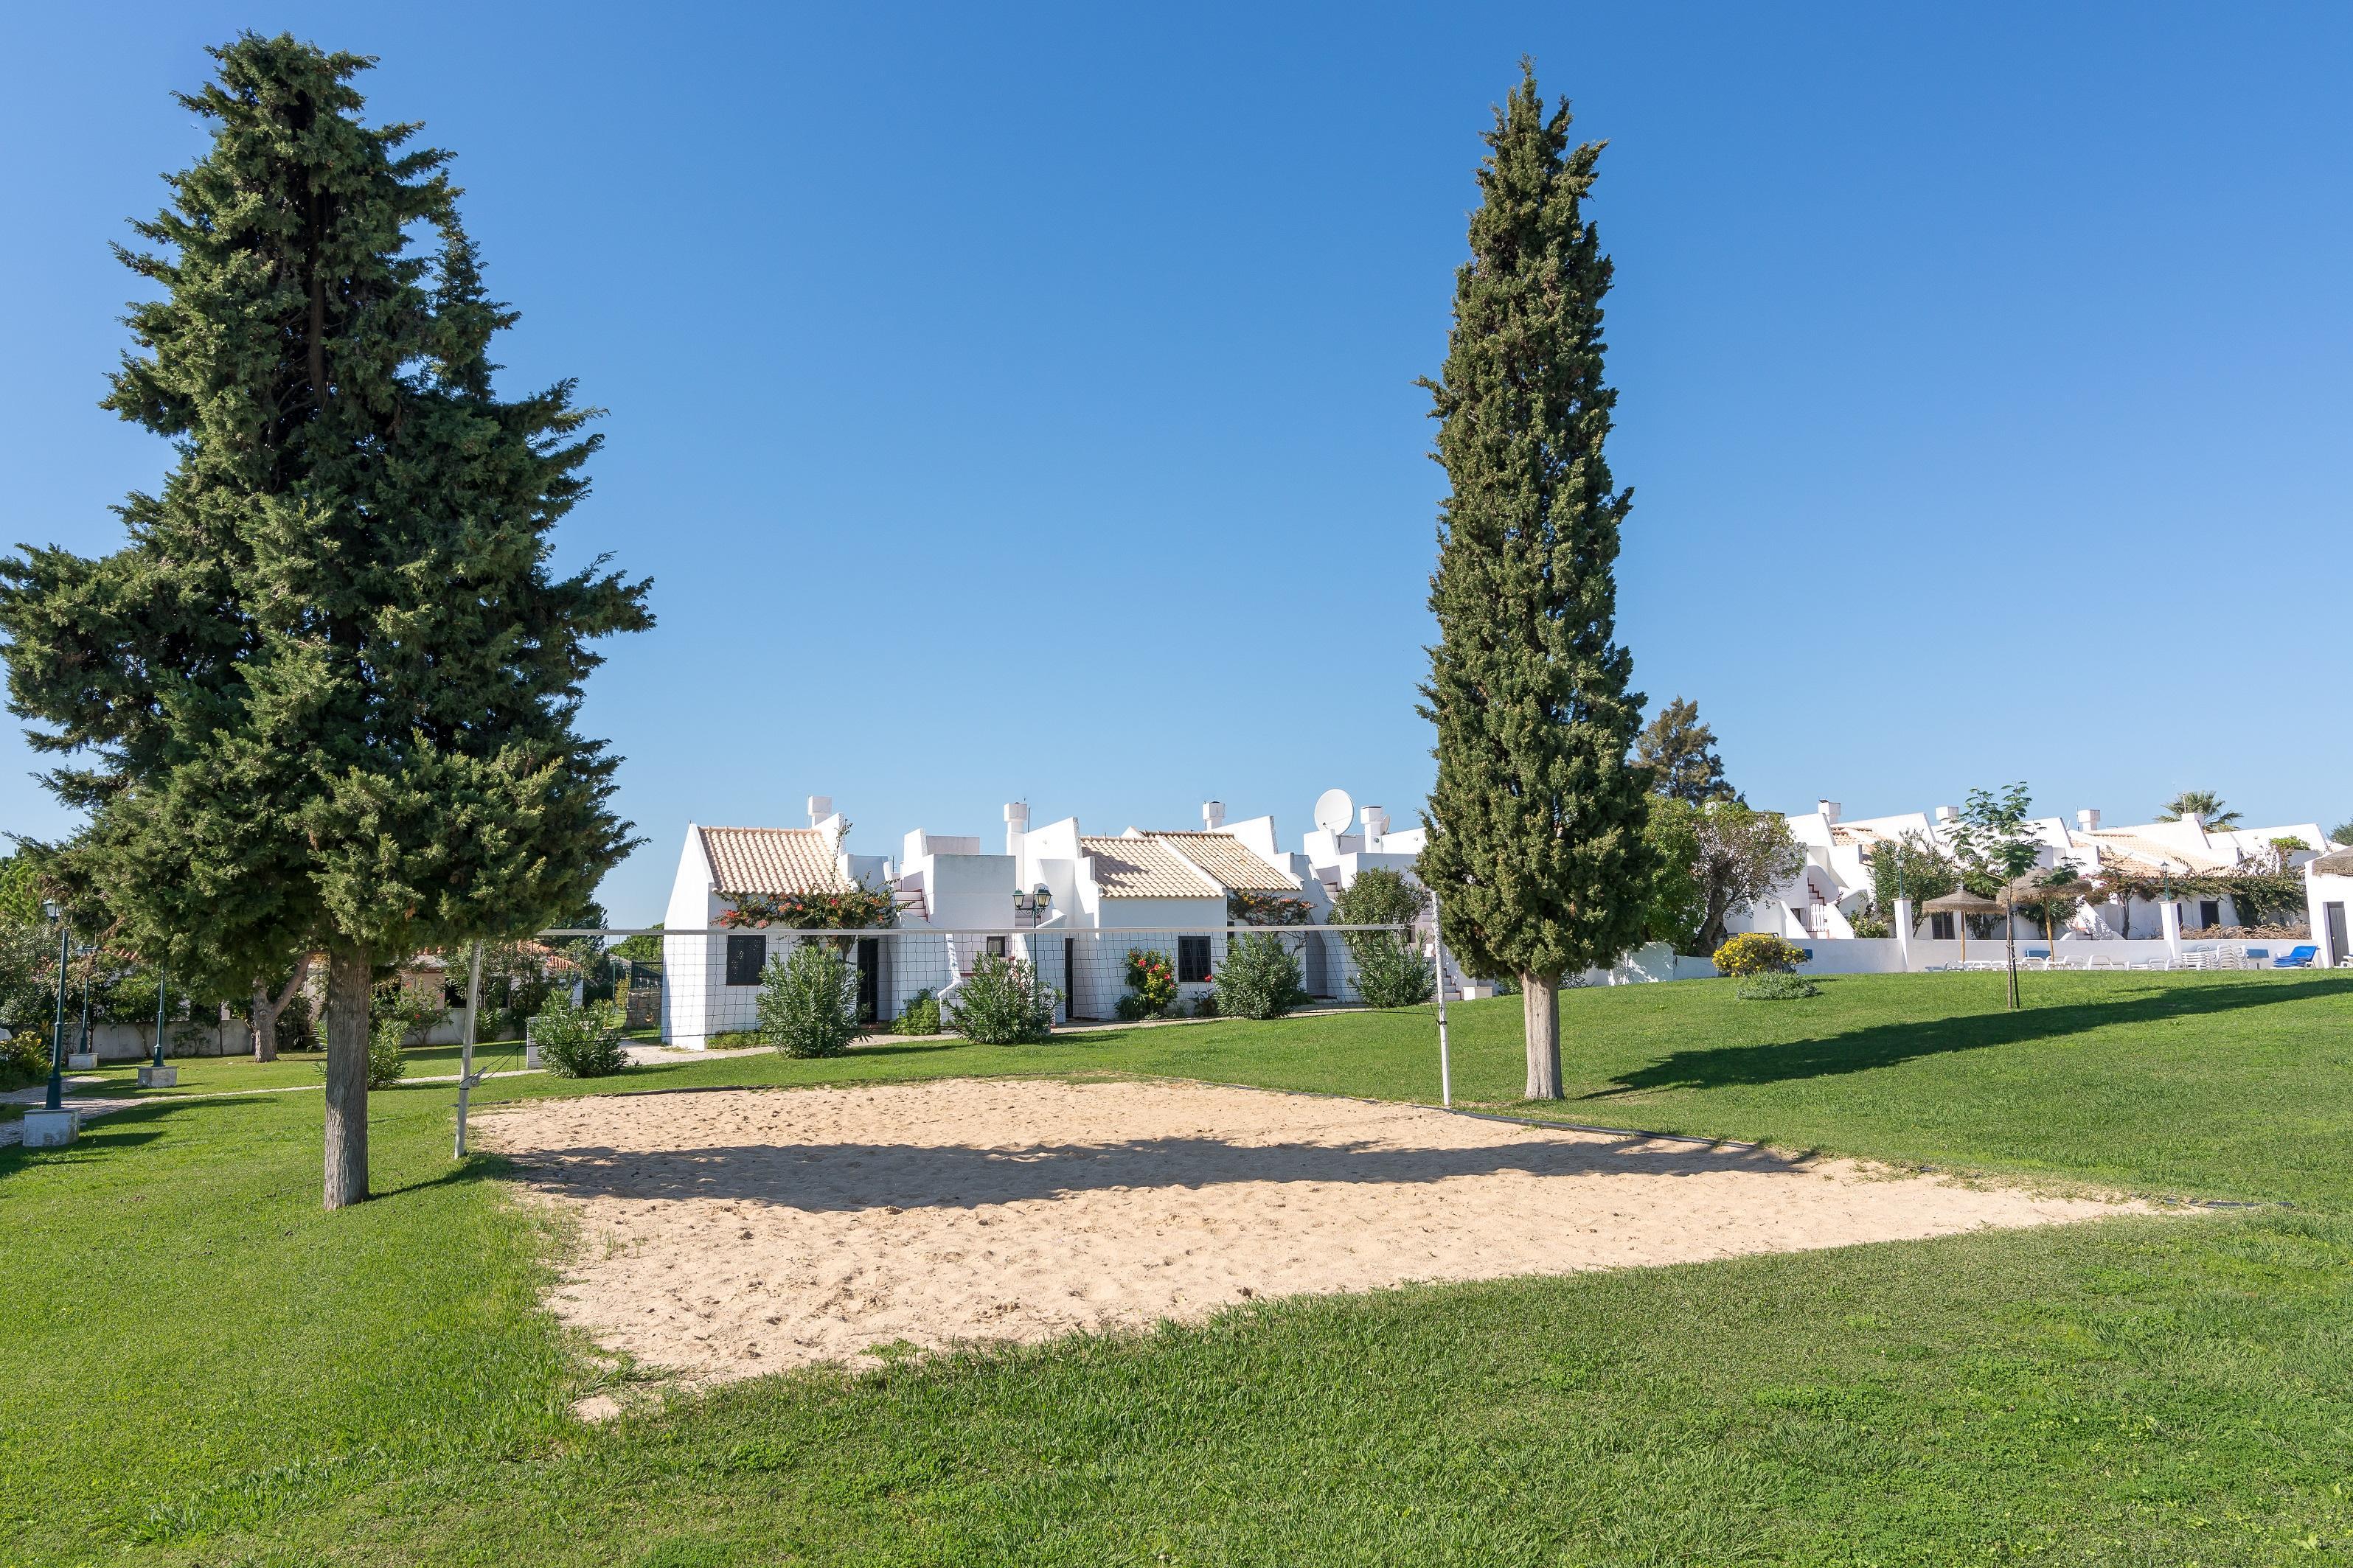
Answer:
2157;790;2241;830
0;36;650;1201
1951;783;2043;888
892;989;941;1036
529;994;628;1079
1226;891;1313;926
1417;63;1656;997
1846;911;1892;939
1214;933;1311;1021
1637;797;1707;953
1713;933;1807;977
1736;970;1820;1000
364;1020;409;1090
758;944;863;1059
0;1025;48;1087
609;927;664;966
1682;801;1806;955
1190;991;1221;1018
0;854;43;927
1328;868;1426;931
1120;948;1178;1020
721;886;897;930
1636;697;1737;804
1351;937;1436;1009
947;955;1057;1045
1330;868;1435;1008
1866;832;1961;932
2330;821;2353;848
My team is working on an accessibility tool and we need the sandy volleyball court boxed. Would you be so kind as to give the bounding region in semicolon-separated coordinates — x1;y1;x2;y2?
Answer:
480;1079;2147;1381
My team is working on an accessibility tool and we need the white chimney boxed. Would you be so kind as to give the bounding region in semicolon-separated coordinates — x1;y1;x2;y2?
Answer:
1818;799;1842;824
1934;804;1959;824
1004;801;1029;857
806;795;832;828
1361;805;1389;846
1202;799;1226;831
2076;808;2102;832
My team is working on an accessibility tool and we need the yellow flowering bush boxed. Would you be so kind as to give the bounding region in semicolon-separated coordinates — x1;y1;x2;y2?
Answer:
1712;933;1807;977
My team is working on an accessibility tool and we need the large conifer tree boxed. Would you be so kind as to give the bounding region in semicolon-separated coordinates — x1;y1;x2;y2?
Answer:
1417;63;1653;1099
0;35;650;1205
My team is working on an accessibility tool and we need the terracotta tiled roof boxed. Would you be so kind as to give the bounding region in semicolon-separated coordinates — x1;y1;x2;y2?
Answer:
1146;832;1299;893
699;826;847;897
2080;830;2230;875
1079;835;1221;899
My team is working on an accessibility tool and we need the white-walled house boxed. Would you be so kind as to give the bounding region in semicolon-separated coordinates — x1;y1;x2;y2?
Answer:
1724;797;2332;946
660;796;890;1047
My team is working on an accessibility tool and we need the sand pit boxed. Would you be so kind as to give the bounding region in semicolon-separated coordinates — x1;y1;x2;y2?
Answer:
479;1079;2147;1380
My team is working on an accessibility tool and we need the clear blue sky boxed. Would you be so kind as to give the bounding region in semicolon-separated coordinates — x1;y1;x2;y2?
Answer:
4;3;2348;924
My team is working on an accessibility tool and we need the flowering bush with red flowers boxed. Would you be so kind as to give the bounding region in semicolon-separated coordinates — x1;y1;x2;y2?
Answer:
1118;947;1178;1020
719;885;900;931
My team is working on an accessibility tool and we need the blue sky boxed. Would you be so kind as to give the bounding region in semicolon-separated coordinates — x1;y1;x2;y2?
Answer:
4;3;2348;924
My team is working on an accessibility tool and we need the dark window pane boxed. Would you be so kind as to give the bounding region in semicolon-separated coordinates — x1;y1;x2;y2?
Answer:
1178;935;1212;983
726;934;766;986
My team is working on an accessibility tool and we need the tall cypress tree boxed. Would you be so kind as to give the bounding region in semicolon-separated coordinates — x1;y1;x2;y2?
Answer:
1417;63;1653;1099
0;35;650;1205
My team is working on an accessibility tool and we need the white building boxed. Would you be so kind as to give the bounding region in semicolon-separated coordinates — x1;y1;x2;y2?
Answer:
655;788;1429;1042
1727;798;2332;944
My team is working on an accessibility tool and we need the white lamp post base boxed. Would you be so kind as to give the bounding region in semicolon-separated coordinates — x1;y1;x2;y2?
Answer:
66;1053;98;1070
21;1107;80;1147
138;1065;178;1087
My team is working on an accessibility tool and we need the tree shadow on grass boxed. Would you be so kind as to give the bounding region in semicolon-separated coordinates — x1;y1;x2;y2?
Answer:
1585;974;2353;1098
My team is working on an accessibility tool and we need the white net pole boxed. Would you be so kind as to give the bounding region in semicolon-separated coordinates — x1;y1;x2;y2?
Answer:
1431;891;1452;1108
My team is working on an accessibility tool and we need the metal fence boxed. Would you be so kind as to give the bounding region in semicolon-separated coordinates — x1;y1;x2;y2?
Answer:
542;924;1427;1045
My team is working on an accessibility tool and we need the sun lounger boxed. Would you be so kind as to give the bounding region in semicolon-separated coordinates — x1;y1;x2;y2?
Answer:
2274;945;2319;969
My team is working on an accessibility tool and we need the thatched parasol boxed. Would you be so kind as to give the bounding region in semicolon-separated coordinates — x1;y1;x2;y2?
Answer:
1922;886;2003;960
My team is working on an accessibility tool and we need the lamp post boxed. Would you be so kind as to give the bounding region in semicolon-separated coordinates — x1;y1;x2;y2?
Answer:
139;958;178;1088
1012;885;1053;1017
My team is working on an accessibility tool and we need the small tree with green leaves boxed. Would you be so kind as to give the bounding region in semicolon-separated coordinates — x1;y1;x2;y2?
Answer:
1865;832;1960;935
1950;782;2042;1009
759;944;863;1059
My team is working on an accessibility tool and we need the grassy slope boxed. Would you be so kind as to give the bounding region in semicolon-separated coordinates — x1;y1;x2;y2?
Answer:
4;972;2352;1565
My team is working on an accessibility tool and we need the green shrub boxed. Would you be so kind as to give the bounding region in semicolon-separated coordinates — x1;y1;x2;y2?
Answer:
532;994;629;1078
365;1017;409;1088
275;993;316;1053
1712;933;1807;977
1847;911;1891;939
1214;932;1310;1021
1737;970;1820;1000
1;1027;49;1088
893;989;941;1036
1351;934;1436;1009
948;955;1057;1045
1191;991;1220;1018
1121;948;1178;1020
759;944;864;1059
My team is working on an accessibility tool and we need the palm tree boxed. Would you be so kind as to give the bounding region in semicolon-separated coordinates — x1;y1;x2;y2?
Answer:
2157;790;2241;831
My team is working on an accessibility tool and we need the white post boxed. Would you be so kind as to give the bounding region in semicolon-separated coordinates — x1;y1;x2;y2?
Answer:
2161;899;2184;964
454;941;483;1160
1893;896;1916;972
1431;893;1452;1109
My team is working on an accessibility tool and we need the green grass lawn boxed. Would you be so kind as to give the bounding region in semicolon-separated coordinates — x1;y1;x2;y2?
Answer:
5;971;2352;1565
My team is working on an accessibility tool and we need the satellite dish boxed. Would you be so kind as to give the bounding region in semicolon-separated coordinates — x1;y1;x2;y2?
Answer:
1313;787;1356;837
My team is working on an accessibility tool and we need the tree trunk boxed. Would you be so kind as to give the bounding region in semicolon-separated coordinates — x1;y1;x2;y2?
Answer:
2004;896;2020;1011
322;944;371;1209
250;954;310;1062
251;981;277;1062
1521;973;1562;1100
